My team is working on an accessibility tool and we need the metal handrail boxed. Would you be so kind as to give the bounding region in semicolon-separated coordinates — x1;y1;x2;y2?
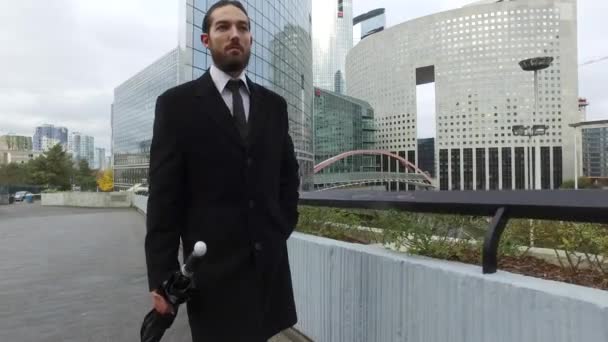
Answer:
299;189;608;274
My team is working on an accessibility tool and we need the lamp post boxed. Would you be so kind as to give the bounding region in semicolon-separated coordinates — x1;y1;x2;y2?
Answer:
518;57;554;190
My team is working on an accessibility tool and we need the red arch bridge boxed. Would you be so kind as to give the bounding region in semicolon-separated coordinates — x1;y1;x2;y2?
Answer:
313;150;435;191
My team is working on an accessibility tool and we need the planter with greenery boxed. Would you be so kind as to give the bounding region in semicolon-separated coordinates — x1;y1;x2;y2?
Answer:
296;206;608;290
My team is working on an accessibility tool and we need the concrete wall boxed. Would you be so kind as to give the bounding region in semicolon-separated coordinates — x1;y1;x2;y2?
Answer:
288;233;608;342
42;192;132;208
132;195;148;215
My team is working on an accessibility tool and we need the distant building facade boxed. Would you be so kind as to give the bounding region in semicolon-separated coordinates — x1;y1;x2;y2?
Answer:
312;0;353;94
94;148;107;170
353;8;386;45
112;48;179;189
314;88;376;173
347;0;578;191
68;132;95;167
0;150;42;165
0;135;32;151
571;120;608;178
33;125;68;152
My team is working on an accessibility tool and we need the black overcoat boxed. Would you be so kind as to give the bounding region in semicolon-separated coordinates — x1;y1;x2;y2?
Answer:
145;70;300;341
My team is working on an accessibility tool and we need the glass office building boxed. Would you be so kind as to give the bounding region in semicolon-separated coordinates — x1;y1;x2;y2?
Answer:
347;0;578;191
179;0;314;190
313;87;376;174
572;120;608;178
311;0;353;94
112;48;179;189
33;125;68;152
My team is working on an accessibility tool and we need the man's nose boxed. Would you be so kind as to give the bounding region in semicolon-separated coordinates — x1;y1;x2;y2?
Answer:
229;26;240;41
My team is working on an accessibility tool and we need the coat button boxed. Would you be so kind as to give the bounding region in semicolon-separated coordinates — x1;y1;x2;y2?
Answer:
254;242;263;251
249;200;255;209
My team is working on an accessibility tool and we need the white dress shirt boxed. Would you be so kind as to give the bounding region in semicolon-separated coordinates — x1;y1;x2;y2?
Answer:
209;64;251;122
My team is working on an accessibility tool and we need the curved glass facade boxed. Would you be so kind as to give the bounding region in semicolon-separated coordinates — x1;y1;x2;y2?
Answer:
313;88;375;173
180;0;314;190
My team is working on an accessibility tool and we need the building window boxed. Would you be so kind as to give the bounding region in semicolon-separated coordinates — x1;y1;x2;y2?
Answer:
440;149;449;191
451;149;461;190
502;147;512;190
553;146;563;189
463;148;473;190
476;148;486;190
515;147;525;189
489;148;499;190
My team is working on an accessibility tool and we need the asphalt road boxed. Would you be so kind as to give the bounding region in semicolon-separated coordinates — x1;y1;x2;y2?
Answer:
0;202;294;342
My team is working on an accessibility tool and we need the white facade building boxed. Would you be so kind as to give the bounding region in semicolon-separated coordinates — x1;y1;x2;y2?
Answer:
346;0;578;191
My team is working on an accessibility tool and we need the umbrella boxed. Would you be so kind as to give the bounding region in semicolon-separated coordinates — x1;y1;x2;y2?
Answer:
141;241;207;342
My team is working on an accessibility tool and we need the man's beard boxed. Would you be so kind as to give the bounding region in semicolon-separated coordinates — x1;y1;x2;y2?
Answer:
211;48;251;74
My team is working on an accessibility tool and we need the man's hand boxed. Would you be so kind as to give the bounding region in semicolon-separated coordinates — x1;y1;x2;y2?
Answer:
151;290;174;315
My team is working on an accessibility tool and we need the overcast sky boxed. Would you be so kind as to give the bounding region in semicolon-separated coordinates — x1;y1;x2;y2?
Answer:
0;0;606;151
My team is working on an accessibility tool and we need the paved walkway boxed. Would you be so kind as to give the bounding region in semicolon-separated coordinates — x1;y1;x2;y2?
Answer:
0;202;297;341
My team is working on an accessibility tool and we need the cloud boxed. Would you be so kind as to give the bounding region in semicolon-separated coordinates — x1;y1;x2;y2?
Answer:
0;0;178;150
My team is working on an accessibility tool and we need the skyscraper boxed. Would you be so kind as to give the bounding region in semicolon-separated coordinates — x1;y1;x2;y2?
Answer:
68;132;95;167
312;0;353;94
33;124;68;152
347;0;578;191
94;148;107;170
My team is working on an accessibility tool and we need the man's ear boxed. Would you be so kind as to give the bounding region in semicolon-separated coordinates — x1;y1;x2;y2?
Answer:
202;33;210;48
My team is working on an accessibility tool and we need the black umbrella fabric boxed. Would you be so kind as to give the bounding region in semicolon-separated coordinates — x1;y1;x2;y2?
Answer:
140;241;207;342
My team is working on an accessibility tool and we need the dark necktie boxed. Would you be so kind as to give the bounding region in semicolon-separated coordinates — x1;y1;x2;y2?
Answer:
225;79;248;141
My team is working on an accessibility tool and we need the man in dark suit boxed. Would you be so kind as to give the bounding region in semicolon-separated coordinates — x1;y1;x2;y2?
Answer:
144;1;300;341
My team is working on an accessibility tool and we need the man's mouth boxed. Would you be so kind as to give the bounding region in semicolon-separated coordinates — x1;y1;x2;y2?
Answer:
226;45;242;52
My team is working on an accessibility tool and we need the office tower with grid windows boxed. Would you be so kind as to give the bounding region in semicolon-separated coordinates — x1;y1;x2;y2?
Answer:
346;0;578;191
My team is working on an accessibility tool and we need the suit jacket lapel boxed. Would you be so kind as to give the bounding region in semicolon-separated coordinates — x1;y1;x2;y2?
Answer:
195;71;245;149
245;77;269;149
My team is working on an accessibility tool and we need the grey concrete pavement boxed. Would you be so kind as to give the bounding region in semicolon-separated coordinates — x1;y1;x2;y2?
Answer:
0;203;300;341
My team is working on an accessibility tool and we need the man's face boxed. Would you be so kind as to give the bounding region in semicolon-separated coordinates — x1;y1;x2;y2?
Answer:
202;5;252;74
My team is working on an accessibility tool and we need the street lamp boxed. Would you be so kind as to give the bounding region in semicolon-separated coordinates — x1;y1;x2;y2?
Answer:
518;57;554;190
512;125;549;190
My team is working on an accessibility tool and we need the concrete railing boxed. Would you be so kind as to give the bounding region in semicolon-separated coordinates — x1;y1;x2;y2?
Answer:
288;233;608;342
42;192;132;208
132;194;148;215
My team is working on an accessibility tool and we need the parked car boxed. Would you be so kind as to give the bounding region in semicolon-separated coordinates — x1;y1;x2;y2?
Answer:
14;191;28;202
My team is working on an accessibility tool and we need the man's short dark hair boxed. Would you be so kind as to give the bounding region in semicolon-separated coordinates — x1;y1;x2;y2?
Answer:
202;0;250;34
